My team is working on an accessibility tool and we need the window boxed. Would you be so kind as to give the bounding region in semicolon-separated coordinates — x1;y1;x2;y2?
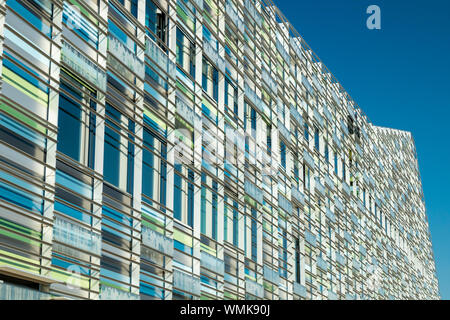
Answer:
293;158;300;187
304;122;309;142
295;238;301;283
334;152;338;176
232;200;239;247
266;123;272;153
349;149;353;168
57;71;96;168
176;27;195;78
347;115;354;135
224;196;239;248
58;92;82;161
280;140;286;169
303;163;310;191
342;159;346;181
212;181;218;239
225;78;238;117
173;164;195;227
314;126;319;151
278;227;288;279
103;104;135;193
200;173;219;240
174;165;182;221
202;57;218;101
146;0;167;46
325;142;329;163
251;208;257;262
142;127;167;206
250;107;257;135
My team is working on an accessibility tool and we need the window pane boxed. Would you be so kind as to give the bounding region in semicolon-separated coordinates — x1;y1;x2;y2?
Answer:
57;94;82;161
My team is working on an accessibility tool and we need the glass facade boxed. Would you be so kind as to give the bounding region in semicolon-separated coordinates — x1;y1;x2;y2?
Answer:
0;0;439;300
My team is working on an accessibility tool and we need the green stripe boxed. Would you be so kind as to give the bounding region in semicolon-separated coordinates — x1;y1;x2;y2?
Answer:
174;229;192;247
0;101;47;134
142;219;164;234
176;80;194;101
142;212;164;227
245;274;257;282
68;0;98;26
0;217;41;239
177;6;195;32
174;128;194;148
3;67;48;105
224;291;237;300
144;108;167;130
200;243;216;256
0;249;41;267
175;114;193;132
202;98;217;115
50;269;90;289
100;281;129;292
0;228;41;246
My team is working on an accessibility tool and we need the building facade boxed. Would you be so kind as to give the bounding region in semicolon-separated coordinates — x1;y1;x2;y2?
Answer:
0;0;439;300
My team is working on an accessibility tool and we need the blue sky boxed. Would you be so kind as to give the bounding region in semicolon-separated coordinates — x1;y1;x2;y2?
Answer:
273;0;450;299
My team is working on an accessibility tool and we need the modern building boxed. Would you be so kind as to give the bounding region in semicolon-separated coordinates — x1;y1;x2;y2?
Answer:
0;0;439;300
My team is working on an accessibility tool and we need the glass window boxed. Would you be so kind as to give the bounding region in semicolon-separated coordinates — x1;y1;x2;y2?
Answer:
232;200;239;247
103;104;135;193
314;126;319;151
224;196;239;247
176;27;195;78
58;93;82;161
251;208;257;262
266;123;271;153
334;152;338;175
280;140;286;169
202;57;218;101
200;173;219;240
250;107;257;133
303;163;310;191
304;122;309;142
342;158;346;181
146;0;167;46
294;159;300;185
295;239;301;283
142;127;167;206
279;228;288;278
212;181;218;240
173;164;194;227
225;78;238;117
342;159;346;181
57;72;96;168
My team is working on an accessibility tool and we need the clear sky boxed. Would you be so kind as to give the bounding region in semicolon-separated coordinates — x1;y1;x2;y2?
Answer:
273;0;450;299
